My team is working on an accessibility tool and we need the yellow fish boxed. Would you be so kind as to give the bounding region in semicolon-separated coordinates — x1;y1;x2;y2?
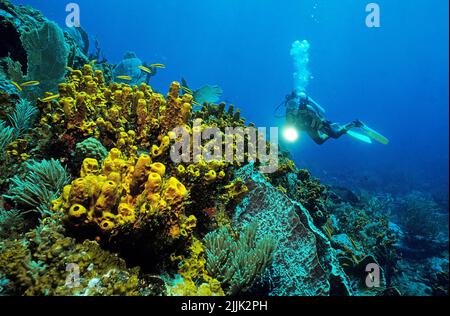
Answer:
20;81;40;87
116;75;132;81
66;66;75;72
150;63;166;69
137;65;153;74
10;81;22;91
181;86;193;94
40;94;60;102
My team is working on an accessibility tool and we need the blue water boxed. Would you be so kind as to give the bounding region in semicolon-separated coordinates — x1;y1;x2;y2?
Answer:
13;0;450;194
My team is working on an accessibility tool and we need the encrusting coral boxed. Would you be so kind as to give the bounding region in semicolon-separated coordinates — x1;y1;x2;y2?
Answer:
0;218;146;296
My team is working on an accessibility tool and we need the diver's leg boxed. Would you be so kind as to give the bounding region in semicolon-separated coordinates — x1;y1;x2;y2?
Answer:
308;130;330;145
324;120;364;139
321;123;347;139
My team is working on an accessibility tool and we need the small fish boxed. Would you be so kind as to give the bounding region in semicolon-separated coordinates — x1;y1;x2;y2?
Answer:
20;80;40;87
66;66;75;72
349;237;360;251
192;100;202;107
181;86;193;94
137;65;153;74
116;75;132;81
40;94;60;102
90;59;97;65
10;81;22;91
150;63;166;69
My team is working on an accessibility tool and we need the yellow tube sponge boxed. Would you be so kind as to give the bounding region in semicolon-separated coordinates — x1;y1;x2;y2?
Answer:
69;178;91;204
94;180;119;214
81;158;100;177
150;162;166;177
145;172;162;192
99;219;115;232
163;177;188;203
204;170;217;183
131;154;152;192
68;204;87;219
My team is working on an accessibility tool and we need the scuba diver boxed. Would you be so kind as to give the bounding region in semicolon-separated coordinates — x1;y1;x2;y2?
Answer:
282;91;389;145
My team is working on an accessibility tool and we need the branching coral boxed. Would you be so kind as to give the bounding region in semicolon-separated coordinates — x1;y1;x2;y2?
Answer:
5;159;70;214
203;222;276;295
0;120;15;156
7;99;38;137
0;98;38;179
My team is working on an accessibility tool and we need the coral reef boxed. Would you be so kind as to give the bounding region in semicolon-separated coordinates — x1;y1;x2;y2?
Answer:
0;0;446;298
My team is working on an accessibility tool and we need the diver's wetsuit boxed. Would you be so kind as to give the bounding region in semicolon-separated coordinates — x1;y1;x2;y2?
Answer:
285;92;361;145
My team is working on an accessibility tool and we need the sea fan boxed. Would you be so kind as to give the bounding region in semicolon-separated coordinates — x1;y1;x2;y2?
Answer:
4;159;71;215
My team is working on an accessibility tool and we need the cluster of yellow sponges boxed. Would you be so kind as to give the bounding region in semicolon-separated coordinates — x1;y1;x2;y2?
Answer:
175;156;227;186
38;64;193;155
52;148;193;240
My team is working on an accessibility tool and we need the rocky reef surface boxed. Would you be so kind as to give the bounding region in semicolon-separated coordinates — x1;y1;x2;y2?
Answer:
0;0;448;296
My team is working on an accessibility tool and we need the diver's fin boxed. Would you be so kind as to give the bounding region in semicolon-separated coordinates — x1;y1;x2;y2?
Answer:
347;130;372;144
361;124;389;145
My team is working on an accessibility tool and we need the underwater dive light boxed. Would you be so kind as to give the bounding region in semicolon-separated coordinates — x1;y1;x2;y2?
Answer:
282;126;299;142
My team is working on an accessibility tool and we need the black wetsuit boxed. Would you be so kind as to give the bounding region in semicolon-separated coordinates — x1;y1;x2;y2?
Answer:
286;93;358;145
